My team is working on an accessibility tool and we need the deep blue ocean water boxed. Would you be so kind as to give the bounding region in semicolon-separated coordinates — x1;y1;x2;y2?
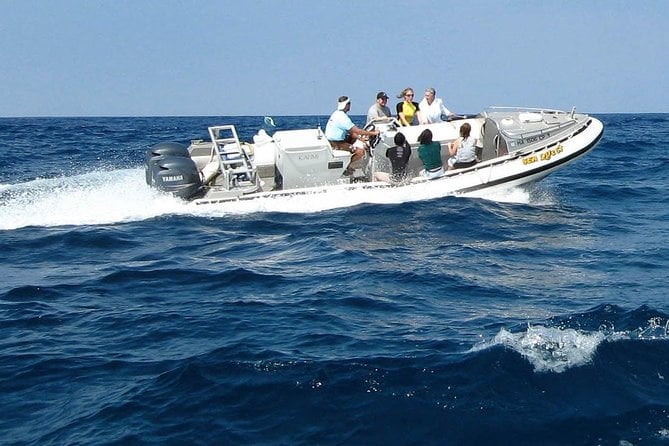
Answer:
1;113;668;445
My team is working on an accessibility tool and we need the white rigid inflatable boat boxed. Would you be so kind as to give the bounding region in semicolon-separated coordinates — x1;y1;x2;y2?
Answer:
144;107;604;205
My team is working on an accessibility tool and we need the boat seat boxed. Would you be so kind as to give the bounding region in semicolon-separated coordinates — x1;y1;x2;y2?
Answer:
201;158;220;184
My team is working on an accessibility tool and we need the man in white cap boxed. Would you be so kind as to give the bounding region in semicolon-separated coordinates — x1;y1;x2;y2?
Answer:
366;91;392;125
325;96;380;175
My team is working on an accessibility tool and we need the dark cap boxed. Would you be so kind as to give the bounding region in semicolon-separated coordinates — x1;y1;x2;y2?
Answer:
376;91;389;100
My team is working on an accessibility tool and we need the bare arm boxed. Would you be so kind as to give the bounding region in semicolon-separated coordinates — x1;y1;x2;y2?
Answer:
350;126;380;138
448;138;462;156
440;99;453;117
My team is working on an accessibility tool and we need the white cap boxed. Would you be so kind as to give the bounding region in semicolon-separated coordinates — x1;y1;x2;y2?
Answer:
337;97;350;111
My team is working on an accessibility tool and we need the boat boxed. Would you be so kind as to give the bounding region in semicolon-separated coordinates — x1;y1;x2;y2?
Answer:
144;107;604;205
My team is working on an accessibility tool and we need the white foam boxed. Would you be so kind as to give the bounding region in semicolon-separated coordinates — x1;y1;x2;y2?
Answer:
472;325;605;373
468;187;533;204
0;168;547;230
471;315;669;374
0;169;188;230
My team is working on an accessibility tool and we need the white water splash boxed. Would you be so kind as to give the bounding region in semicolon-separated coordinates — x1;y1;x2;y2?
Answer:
471;325;605;373
472;316;669;373
0;168;545;230
0;169;186;230
464;185;531;204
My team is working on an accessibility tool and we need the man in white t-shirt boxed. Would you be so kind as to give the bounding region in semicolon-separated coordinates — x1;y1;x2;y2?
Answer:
418;87;456;124
325;96;380;175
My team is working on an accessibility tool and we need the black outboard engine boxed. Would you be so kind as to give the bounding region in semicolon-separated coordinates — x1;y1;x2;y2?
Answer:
145;142;203;200
150;155;203;200
145;142;190;185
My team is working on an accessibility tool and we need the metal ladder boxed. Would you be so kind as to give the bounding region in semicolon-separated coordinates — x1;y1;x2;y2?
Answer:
207;125;258;190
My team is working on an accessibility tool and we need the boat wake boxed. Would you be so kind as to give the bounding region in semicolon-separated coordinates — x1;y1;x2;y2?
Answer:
0;168;553;230
0;169;182;230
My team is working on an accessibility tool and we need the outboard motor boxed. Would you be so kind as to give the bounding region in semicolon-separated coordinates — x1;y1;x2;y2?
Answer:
150;155;203;200
145;142;190;185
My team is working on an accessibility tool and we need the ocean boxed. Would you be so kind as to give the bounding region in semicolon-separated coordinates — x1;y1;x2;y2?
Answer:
1;113;668;445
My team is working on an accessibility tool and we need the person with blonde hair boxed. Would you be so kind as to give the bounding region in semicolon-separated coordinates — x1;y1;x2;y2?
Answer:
395;87;421;126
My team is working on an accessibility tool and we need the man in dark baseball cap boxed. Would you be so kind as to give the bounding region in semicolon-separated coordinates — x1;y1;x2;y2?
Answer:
367;91;392;125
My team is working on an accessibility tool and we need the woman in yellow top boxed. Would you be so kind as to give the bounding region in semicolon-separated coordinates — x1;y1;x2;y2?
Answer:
395;87;421;126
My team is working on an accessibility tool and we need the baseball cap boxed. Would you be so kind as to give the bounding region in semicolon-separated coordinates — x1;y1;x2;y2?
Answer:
376;92;389;100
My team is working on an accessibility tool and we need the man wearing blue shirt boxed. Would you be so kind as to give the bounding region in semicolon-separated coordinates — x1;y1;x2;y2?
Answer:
325;96;380;175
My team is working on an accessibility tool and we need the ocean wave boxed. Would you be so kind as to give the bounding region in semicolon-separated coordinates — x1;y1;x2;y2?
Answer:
471;325;604;373
2;114;668;445
471;305;669;373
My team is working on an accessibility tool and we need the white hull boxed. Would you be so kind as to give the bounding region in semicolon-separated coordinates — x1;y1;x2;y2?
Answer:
145;107;603;206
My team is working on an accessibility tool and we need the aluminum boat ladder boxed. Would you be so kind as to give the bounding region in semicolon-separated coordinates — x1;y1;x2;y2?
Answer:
207;125;258;191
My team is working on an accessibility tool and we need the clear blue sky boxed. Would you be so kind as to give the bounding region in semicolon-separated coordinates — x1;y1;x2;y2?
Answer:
1;0;667;117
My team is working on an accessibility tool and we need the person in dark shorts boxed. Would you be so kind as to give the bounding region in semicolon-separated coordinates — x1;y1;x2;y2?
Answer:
325;96;380;175
386;132;412;183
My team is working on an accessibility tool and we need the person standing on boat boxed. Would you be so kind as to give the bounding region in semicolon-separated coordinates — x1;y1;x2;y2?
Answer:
417;128;444;179
366;92;392;125
395;87;421;126
325;96;381;175
385;132;412;183
447;122;478;170
418;87;456;124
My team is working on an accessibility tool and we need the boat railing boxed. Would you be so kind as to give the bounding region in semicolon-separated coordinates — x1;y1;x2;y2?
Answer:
501;119;574;139
484;106;573;116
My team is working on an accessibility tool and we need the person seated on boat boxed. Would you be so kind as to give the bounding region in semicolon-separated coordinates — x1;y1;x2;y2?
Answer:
385;132;412;183
447;122;478;170
418;87;456;124
395;87;421;126
366;91;392;126
417;128;444;179
325;96;381;175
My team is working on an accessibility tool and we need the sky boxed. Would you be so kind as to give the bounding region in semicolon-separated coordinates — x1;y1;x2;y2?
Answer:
1;0;667;117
